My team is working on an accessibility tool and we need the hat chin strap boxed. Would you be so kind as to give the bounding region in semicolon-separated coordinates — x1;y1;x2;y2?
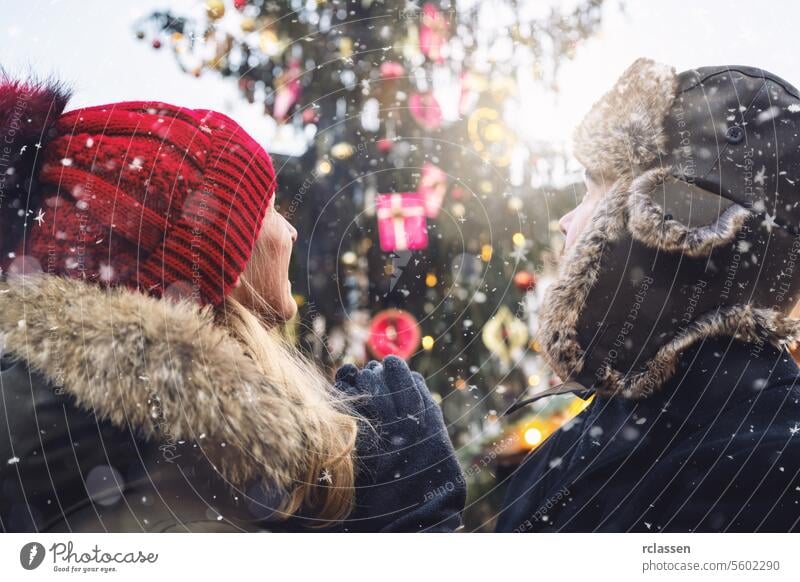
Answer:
504;380;592;416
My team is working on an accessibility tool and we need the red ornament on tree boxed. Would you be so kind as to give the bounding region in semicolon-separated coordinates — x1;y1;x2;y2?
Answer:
513;270;536;292
376;137;394;153
379;61;406;80
419;3;451;63
367;309;421;360
409;92;443;130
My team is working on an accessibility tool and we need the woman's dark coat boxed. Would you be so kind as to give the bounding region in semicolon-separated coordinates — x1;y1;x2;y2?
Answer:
497;337;800;532
0;274;465;532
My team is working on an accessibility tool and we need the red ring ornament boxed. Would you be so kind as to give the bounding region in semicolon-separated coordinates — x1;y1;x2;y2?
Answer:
367;308;421;360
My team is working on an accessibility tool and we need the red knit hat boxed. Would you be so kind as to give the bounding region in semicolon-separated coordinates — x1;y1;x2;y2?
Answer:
1;81;276;307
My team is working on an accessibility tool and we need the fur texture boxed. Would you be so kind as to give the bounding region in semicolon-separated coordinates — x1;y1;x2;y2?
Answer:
573;58;677;179
0;73;70;147
0;274;306;492
537;176;631;385
0;75;71;259
628;167;751;257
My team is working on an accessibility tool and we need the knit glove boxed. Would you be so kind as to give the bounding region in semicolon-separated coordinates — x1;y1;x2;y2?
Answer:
333;356;466;532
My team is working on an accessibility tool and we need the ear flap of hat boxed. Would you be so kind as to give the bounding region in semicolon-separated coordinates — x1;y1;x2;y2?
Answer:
627;167;751;257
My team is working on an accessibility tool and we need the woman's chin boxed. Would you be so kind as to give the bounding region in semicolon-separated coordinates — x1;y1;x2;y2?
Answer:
281;293;299;321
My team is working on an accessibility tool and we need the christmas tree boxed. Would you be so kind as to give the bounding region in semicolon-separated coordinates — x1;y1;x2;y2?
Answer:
134;0;607;529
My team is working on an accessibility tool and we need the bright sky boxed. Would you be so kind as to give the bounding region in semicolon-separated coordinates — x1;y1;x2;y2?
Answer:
3;0;800;156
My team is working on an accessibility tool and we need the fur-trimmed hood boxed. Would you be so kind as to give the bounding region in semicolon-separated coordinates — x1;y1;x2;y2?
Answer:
0;274;306;493
537;58;800;399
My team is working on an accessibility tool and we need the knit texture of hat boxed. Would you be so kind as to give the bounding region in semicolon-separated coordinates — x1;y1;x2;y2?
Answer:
5;94;276;307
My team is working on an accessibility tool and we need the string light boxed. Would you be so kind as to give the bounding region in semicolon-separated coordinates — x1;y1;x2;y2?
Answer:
523;427;543;447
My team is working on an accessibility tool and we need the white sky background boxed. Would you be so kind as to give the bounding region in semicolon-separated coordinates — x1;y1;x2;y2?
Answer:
3;0;800;158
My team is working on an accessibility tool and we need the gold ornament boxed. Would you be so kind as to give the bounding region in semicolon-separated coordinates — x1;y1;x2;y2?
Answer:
259;28;283;57
331;142;355;160
481;305;529;365
467;107;516;167
240;17;256;33
339;37;353;59
205;0;225;20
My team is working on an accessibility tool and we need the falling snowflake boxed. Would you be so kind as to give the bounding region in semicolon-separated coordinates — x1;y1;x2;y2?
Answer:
99;262;115;283
510;246;528;262
754;165;767;185
7;457;20;465
790;423;800;436
33;209;46;226
761;212;778;233
318;468;332;484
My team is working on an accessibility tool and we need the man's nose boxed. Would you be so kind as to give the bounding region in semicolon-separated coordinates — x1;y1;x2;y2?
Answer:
558;212;573;237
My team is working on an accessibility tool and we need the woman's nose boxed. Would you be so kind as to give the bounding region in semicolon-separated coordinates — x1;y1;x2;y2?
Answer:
287;220;298;243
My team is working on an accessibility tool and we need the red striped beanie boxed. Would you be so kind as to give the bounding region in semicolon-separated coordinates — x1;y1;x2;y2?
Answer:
2;88;276;307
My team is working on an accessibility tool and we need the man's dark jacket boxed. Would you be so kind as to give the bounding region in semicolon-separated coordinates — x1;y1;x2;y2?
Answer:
497;337;800;532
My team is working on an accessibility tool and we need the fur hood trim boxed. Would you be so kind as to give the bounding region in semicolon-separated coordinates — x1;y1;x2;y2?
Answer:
573;58;677;179
0;274;306;492
536;174;800;398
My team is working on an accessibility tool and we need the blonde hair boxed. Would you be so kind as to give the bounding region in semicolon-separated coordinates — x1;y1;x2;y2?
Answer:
214;243;359;525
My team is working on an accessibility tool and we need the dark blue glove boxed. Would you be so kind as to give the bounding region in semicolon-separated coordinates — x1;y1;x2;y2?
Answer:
333;356;466;532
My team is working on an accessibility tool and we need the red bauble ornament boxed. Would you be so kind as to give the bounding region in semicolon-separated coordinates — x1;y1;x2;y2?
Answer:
234;0;249;10
376;137;394;153
367;309;421;360
379;61;406;80
151;39;162;49
302;108;320;124
409;92;443;130
513;270;536;292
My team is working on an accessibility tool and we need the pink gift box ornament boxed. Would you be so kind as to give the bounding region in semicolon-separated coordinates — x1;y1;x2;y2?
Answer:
376;193;429;252
418;162;447;218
